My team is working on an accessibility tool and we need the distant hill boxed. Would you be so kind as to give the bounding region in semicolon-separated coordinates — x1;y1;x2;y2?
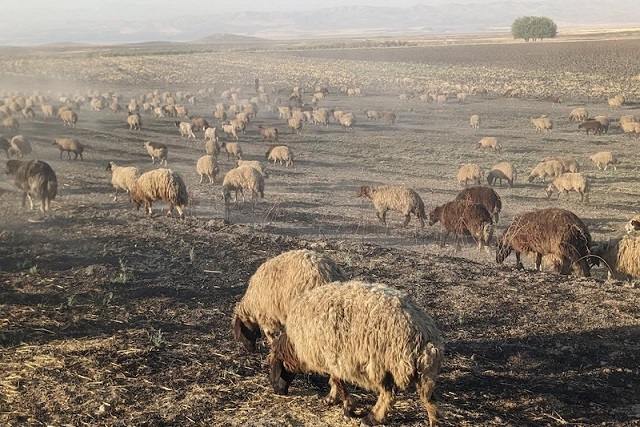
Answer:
192;33;267;44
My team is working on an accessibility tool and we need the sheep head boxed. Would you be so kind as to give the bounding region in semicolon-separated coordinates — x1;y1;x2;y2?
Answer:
495;235;512;264
232;316;261;352
355;185;371;198
267;334;298;395
428;206;442;226
545;184;554;198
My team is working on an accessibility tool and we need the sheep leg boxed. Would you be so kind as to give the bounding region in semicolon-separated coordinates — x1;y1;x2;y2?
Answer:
67;151;72;160
324;377;355;417
199;174;204;184
113;189;119;202
175;205;185;220
535;253;543;271
417;376;439;427
363;383;395;426
515;252;524;270
439;230;450;248
402;214;411;228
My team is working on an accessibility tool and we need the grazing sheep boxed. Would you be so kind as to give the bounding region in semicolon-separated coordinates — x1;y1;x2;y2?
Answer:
531;116;553;132
541;156;579;173
382;111;397;125
496;207;592;277
625;215;640;233
106;161;139;202
619;120;640;138
196;155;219;184
487;162;517;187
470;114;480;129
619;114;637;125
190;116;209;131
267;281;444;427
174;121;196;139
365;109;380;121
2;116;19;132
590;151;618;171
9;135;32;158
457;163;484;187
5;159;57;212
265;145;294;168
338;112;357;129
476;136;502;153
578;120;603;135
204;126;217;142
129;168;188;219
60;110;77;127
569;107;589;122
53;138;84;160
312;108;331;126
429;199;494;250
236;159;269;178
546;173;590;202
0;136;10;158
220;141;242;161
143;141;168;166
232;249;346;351
356;185;426;228
258;125;279;141
455;185;502;223
221;166;264;204
545;95;563;105
288;117;303;134
607;94;625;108
594;116;610;133
591;235;640;281
528;160;565;182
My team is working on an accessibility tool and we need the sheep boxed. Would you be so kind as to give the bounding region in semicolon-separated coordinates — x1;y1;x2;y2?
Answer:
541;156;580;173
174;121;196;139
528;160;565;182
204;139;220;158
470;114;480;129
60;110;77;127
127;111;142;130
214;108;227;123
455;185;502;223
312;108;331;126
365;109;380;121
196;155;219;184
594;116;610;133
607;94;625;108
9;135;32;158
288;117;303;134
590;235;640;281
53;138;84;160
258;125;279;141
382;111;397;125
220;141;242;161
106;161;139;202
428;199;494;250
531;116;553;132
619;114;637;125
476;136;502;153
277;106;291;119
232;249;346;351
21;107;35;120
2;116;19;132
129;168;188;219
338;112;357;129
545;95;563;105
175;105;188;118
590;151;618;171
496;207;592;277
5;159;57;212
0;136;10;158
457;163;484;187
487;162;517;187
190;116;209;131
578;120;603;135
221;122;239;139
221;165;264;204
265;144;294;168
569;107;589;122
143;141;168;166
625;215;640;233
236;159;269;178
41;104;56;118
619;120;639;138
204;126;217;142
546;173;590;203
436;94;447;104
457;92;468;102
356;185;426;228
267;280;444;427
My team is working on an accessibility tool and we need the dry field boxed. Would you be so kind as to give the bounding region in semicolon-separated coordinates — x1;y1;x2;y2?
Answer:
1;37;639;426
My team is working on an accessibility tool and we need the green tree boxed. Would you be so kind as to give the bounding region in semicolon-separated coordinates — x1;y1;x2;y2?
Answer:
511;16;557;42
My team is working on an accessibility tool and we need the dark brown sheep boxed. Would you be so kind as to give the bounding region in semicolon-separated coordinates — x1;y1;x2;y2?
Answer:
578;120;603;135
258;125;279;141
5;159;57;212
428;199;494;250
496;207;592;277
455;185;502;223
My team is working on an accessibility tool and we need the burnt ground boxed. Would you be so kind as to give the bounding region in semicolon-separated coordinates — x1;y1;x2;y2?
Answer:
1;38;640;426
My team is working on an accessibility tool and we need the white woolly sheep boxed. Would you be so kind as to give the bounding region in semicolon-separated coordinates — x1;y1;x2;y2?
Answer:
457;92;467;102
470;114;480;129
265;144;294;167
204;126;217;142
365;109;380;121
476;136;502;153
356;185;426;228
338;112;357;129
106;161;139;202
625;215;640;234
126;112;141;130
487;162;517;187
546;172;590;203
9;135;32;158
174;121;196;139
607;94;625;108
619;120;639;138
528;160;565;182
541;156;579;173
221;165;264;204
53;138;84;160
591;235;640;281
455;185;502;223
531;117;553;132
429;199;494;250
590;151;618;171
268;280;444;427
221;122;239;139
129;168;188;219
220;141;242;161
196;155;219;184
457;163;484;187
569;107;589;122
236;159;269;178
288;117;303;134
60;109;77;127
5;159;57;212
143;141;168;166
232;249;346;351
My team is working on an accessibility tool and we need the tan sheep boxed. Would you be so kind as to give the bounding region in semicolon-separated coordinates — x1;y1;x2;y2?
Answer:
9;135;32;158
546;173;590;203
382;111;397;124
591;235;640;281
569;107;589;122
2;116;19;132
531;116;553;132
619;120;639;138
528;160;565;182
143;141;168;166
470;114;480;129
196;155;219;184
338;112;357;129
590;151;618;171
174;121;196;139
221;166;265;204
287;117;303;134
594;115;610;133
487;162;517;187
232;249;346;351
265;144;294;167
625;215;640;233
220;141;242;161
129;168;188;219
541;156;579;173
204;126;217;142
106;161;139;202
457;163;484;187
476;136;502;153
236;159;269;178
607;94;625;108
205;139;220;157
356;185;426;228
60;109;77;127
53;138;84;160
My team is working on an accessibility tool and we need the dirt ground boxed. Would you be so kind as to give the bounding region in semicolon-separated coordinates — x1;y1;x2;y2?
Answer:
1;37;640;426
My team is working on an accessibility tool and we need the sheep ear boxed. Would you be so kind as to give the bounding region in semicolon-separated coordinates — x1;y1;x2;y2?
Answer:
233;317;259;352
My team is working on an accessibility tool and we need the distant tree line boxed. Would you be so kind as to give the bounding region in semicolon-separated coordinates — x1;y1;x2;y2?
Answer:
511;16;557;42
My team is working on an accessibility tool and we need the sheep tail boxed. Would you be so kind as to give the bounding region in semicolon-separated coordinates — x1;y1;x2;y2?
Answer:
416;344;443;427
